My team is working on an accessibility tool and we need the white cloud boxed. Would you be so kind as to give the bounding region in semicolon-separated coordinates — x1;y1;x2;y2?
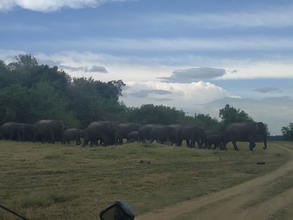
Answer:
0;0;127;12
52;36;293;52
144;6;293;29
121;81;230;109
2;50;293;82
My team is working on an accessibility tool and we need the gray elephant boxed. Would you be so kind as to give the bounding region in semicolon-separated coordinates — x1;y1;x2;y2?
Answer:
169;124;200;148
1;122;25;141
62;128;84;145
127;131;139;143
204;130;224;149
82;121;119;147
149;125;177;145
117;123;141;144
193;125;206;148
223;122;267;151
33;120;67;144
138;124;162;143
22;123;35;141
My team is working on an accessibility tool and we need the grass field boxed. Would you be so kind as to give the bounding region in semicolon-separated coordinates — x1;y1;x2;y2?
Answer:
0;140;291;220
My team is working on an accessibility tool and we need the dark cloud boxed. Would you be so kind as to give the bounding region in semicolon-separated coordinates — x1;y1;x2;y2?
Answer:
50;64;108;73
254;87;282;93
38;59;62;67
59;65;84;71
159;67;226;83
152;98;173;102
129;89;172;98
85;65;108;73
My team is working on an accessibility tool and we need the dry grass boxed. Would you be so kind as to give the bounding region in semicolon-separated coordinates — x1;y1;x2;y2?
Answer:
0;140;291;220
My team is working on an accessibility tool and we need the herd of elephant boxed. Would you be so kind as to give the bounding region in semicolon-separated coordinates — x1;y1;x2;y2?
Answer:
0;120;268;151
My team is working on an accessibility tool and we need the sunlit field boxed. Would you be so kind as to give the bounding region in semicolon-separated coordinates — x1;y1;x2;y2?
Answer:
0;140;291;220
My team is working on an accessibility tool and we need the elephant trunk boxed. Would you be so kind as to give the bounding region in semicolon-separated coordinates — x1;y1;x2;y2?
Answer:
263;134;267;150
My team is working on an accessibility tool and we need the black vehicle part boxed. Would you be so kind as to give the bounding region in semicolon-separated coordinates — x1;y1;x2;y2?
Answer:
100;200;135;220
0;204;29;220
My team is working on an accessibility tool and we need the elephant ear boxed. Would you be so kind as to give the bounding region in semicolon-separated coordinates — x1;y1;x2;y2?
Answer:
255;122;260;132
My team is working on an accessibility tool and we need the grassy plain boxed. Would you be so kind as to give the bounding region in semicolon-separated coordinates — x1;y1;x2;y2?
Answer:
0;140;291;220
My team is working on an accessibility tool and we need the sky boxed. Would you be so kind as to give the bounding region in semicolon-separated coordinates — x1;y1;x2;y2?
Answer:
0;0;293;135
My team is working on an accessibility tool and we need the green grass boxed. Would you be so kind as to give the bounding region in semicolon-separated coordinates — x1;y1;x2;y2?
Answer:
0;140;291;220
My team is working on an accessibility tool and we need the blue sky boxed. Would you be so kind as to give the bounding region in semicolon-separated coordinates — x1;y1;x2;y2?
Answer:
1;0;293;135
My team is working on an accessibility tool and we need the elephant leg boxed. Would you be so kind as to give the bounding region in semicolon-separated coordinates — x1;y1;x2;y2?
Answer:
249;142;256;151
222;139;230;150
248;135;256;151
33;133;37;143
231;141;239;151
9;132;14;140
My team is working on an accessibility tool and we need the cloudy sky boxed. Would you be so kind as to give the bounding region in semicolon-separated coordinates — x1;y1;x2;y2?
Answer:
1;0;293;135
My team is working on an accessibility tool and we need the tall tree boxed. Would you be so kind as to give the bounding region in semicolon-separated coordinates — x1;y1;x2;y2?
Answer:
7;54;38;73
0;60;18;88
281;123;293;141
127;104;186;124
192;113;221;130
219;104;254;127
7;54;38;87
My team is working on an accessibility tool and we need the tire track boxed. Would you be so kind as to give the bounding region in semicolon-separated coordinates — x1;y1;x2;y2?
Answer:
136;143;293;220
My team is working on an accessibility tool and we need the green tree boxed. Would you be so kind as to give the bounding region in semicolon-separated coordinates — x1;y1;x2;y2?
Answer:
281;123;293;141
94;79;125;101
0;84;31;124
7;54;38;87
0;60;18;89
219;104;254;127
192;113;221;130
29;82;80;127
126;104;186;124
64;77;104;127
7;54;38;73
30;65;70;91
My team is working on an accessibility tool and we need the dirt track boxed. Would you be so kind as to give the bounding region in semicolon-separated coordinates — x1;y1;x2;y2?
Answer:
136;143;293;220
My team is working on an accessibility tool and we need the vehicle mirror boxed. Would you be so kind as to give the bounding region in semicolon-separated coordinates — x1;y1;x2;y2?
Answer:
100;200;135;220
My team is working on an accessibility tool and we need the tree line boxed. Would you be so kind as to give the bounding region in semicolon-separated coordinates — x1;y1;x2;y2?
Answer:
0;54;291;140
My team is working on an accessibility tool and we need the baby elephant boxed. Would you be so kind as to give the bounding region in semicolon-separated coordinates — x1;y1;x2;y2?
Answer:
62;129;84;145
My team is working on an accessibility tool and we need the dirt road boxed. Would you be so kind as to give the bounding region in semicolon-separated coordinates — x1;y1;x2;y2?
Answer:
136;143;293;220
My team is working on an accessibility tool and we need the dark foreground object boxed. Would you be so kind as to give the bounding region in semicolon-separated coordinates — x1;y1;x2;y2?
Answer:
257;161;266;165
100;200;135;220
1;200;134;220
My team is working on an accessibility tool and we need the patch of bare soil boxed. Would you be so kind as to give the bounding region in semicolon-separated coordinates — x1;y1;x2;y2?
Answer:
136;143;293;220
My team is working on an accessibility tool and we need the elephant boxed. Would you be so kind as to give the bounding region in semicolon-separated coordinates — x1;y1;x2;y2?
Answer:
127;131;139;143
204;130;224;149
117;123;141;144
138;124;162;143
0;122;25;141
62;128;84;145
22;123;35;141
169;124;200;148
149;125;177;145
82;121;119;147
33;120;67;144
223;122;267;151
